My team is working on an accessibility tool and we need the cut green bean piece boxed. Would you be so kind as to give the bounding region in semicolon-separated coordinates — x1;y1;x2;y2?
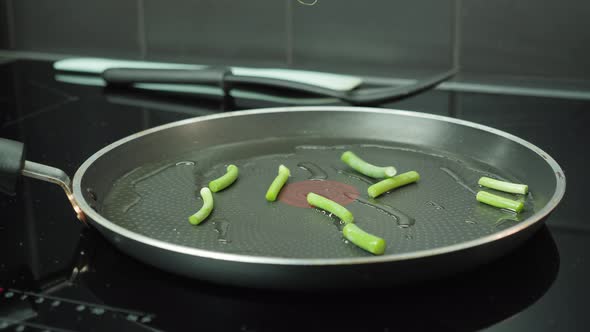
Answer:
478;177;529;195
476;191;524;213
367;171;420;198
209;165;239;192
340;151;397;179
343;224;386;255
265;165;291;202
307;192;354;224
188;187;214;225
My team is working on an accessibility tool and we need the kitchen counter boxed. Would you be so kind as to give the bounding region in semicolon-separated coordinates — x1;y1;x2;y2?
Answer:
0;59;589;331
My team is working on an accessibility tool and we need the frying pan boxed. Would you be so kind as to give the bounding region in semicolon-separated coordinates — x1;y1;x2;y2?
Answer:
0;107;565;289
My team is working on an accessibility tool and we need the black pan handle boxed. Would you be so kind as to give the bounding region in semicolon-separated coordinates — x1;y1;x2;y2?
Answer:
102;68;231;87
0;138;25;195
0;137;85;221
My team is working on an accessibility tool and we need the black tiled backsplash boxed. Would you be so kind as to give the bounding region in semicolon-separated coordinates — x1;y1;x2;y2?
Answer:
0;0;12;49
292;0;453;70
144;0;288;66
384;90;452;116
1;0;589;80
10;0;139;58
460;0;590;80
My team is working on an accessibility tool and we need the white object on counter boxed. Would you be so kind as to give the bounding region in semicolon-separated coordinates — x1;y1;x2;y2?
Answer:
53;58;363;92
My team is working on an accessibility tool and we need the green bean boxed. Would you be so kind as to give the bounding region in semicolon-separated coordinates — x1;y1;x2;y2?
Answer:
307;192;354;224
476;191;524;213
367;171;420;198
340;151;397;179
209;164;239;192
188;187;214;225
342;223;386;255
265;165;291;202
478;177;528;195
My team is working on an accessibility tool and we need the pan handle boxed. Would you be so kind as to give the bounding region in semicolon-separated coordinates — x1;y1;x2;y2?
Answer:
0;138;86;222
0;138;25;195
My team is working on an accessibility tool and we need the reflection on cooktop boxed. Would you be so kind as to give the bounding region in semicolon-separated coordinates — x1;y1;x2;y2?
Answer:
78;226;558;331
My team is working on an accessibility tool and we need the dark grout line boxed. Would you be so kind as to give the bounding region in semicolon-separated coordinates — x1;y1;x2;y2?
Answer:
285;0;294;66
6;0;15;49
451;0;462;70
136;0;149;127
137;0;147;59
448;0;464;125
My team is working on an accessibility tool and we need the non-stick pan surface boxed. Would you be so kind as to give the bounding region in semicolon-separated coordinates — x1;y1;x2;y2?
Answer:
101;139;531;258
72;107;565;287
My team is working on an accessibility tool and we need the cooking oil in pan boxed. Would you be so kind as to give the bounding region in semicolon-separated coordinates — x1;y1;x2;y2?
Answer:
426;201;446;210
440;167;477;195
213;219;231;244
313;208;344;231
119;163;197;214
101;138;538;258
345;193;416;229
332;167;375;185
297;162;328;180
176;161;196;166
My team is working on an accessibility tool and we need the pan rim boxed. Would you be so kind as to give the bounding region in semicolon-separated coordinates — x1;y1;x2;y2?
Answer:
73;106;566;266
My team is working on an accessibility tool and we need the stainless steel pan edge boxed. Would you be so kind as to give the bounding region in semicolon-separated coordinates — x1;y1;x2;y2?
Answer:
71;106;566;268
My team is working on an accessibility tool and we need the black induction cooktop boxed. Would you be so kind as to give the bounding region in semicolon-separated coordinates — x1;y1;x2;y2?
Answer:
0;59;589;331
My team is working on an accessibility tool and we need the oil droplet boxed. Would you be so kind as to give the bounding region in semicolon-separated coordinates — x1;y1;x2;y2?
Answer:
86;188;98;201
34;297;44;304
348;194;416;228
51;300;61;307
463;165;509;182
141;316;153;323
176;161;196;166
500;208;519;216
19;294;28;300
127;314;139;321
440;167;477;195
313;208;344;230
119;166;142;181
465;220;477;225
297;162;328;180
121;164;176;213
213;219;231;243
342;238;350;244
295;145;349;151
122;197;141;213
76;305;86;312
527;191;534;201
332;167;374;185
427;201;445;210
495;218;519;229
4;292;13;298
